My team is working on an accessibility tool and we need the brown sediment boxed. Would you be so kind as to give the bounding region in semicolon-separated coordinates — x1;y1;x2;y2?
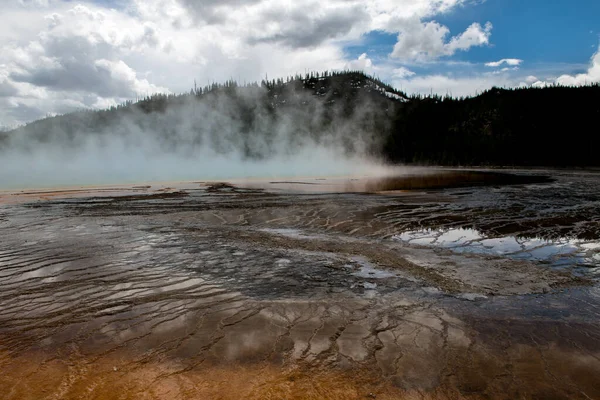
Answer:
0;169;599;399
0;169;552;203
11;188;133;196
0;188;135;205
209;227;587;295
91;191;189;202
206;182;239;192
361;171;553;192
224;170;554;194
1;307;599;400
0;187;188;205
0;352;456;400
269;181;323;185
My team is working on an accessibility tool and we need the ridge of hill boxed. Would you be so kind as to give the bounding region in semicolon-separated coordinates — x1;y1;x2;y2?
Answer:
2;71;600;167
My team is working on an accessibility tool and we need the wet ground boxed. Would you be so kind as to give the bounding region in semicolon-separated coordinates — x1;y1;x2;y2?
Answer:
1;169;599;399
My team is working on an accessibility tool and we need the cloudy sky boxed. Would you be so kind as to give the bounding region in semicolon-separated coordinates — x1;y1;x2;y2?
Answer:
1;0;599;127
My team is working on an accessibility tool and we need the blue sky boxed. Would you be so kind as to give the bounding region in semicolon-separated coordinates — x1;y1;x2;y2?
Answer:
441;0;599;62
346;0;600;79
1;0;599;126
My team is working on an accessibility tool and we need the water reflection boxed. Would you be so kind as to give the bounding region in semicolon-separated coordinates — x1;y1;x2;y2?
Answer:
394;228;600;270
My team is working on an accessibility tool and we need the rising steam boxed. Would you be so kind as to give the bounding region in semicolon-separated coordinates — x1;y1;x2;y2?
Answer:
0;78;396;189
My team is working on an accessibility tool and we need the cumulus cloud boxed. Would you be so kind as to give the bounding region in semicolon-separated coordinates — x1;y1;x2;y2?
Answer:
1;2;174;124
396;43;600;99
524;75;538;84
485;59;523;67
389;46;600;98
0;72;19;97
17;0;53;7
0;0;494;126
390;64;540;98
391;74;515;98
392;67;416;79
245;4;370;48
528;47;600;87
391;20;492;61
345;53;374;71
554;48;600;86
446;22;493;53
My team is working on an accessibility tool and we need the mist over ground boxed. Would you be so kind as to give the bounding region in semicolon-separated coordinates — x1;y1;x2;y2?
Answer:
3;71;598;190
0;74;400;189
0;142;378;189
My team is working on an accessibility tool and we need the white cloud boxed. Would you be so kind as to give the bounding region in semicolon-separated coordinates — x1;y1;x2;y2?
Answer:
0;0;565;127
555;48;600;86
0;0;491;125
18;0;53;7
388;46;600;98
390;20;449;61
529;47;600;87
366;0;465;31
391;20;492;61
345;53;374;71
485;58;523;67
446;22;493;53
94;59;167;96
524;75;538;84
392;74;515;98
392;67;416;79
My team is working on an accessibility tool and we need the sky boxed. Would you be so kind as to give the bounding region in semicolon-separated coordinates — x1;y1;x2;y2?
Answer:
1;0;599;127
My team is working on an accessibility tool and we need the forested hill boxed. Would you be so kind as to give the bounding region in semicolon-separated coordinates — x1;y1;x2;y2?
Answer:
1;71;599;167
384;84;600;167
0;71;404;159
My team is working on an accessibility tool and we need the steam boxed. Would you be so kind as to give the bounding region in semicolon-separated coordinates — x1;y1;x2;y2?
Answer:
0;82;393;189
0;140;371;188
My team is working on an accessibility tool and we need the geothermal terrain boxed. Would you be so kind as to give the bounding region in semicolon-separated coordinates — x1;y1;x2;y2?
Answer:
1;169;599;399
2;73;600;399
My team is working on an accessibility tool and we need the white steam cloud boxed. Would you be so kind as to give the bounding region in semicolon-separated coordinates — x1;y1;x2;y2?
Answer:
0;82;393;189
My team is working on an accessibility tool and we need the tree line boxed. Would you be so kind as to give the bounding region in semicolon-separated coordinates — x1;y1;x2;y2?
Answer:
2;71;599;167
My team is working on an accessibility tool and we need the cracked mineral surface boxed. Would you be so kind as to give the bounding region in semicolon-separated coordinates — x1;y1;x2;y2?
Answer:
0;169;599;399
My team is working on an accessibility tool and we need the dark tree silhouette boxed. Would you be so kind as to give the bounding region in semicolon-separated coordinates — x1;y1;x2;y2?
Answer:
1;72;599;167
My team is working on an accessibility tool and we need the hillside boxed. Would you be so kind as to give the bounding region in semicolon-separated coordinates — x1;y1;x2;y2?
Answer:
384;84;600;166
0;71;404;160
2;71;600;167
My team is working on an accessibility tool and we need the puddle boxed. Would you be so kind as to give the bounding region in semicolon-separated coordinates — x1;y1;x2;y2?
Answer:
394;228;600;270
457;293;488;301
260;228;307;239
349;257;396;279
260;228;333;242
